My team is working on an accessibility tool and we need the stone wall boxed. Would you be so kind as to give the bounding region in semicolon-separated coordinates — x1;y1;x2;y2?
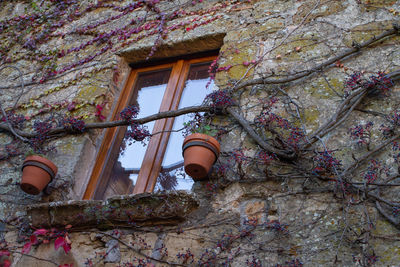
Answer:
0;0;399;266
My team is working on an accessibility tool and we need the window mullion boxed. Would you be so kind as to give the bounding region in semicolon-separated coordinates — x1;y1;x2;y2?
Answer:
144;60;191;192
132;60;186;194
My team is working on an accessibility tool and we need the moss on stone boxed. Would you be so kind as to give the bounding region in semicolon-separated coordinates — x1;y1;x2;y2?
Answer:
344;21;399;47
257;18;285;35
379;244;400;263
77;86;100;100
253;0;292;15
293;0;345;24
360;0;397;11
218;41;256;82
273;37;322;61
303;105;320;130
303;77;342;99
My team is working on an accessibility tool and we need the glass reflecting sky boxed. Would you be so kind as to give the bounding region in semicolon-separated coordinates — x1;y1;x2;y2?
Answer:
109;62;215;193
155;78;214;191
119;84;167;170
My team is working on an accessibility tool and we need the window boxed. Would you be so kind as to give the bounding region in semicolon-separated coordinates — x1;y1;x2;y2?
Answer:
84;55;217;200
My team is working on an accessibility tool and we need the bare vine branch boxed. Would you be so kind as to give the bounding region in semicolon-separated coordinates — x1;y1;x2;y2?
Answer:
0;65;28;142
343;133;400;177
0;65;25;108
233;24;399;91
0;105;214;138
305;69;400;148
227;107;296;159
88;231;187;267
376;201;400;229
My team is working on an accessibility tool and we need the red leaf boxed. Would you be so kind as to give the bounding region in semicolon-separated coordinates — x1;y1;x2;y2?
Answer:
95;104;103;112
95;104;106;121
30;235;38;244
62;243;71;254
21;242;32;254
55;236;71;254
3;259;11;267
58;264;73;267
54;236;65;251
33;229;48;236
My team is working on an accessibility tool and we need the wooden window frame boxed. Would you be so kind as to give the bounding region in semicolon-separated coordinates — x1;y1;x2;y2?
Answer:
83;55;217;199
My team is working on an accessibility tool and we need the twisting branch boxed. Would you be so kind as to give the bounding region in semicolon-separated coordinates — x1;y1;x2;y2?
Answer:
0;65;27;142
314;134;400;209
0;102;28;142
0;65;25;109
304;69;400;148
343;133;400;177
232;0;321;89
306;88;368;147
88;231;187;267
226;107;296;160
8;250;59;266
233;24;399;91
376;201;400;229
0;105;215;138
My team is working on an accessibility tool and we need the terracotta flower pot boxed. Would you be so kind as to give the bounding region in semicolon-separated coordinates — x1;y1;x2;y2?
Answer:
182;133;220;180
21;155;58;195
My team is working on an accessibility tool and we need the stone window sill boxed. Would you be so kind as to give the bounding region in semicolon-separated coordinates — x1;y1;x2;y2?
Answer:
27;191;198;229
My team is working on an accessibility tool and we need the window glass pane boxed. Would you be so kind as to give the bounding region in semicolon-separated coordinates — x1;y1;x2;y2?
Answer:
155;62;214;191
119;70;171;170
102;69;171;199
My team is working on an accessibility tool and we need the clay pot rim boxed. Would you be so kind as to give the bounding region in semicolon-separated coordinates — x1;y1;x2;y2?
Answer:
183;133;221;155
23;155;58;179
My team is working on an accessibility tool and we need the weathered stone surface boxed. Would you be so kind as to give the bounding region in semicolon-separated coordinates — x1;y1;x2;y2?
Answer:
27;191;198;229
118;32;226;64
104;231;121;263
0;0;400;266
293;0;345;24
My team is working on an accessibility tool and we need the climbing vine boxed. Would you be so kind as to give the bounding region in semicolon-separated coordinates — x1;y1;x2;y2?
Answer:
0;0;399;266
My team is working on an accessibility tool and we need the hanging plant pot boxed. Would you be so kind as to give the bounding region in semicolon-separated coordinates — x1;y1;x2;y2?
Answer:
20;155;58;195
182;133;220;180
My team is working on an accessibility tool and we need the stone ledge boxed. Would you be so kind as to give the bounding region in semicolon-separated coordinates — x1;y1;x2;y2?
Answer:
27;191;199;229
118;31;225;64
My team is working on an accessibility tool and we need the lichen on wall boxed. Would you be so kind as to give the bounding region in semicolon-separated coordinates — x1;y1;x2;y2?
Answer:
0;0;399;266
